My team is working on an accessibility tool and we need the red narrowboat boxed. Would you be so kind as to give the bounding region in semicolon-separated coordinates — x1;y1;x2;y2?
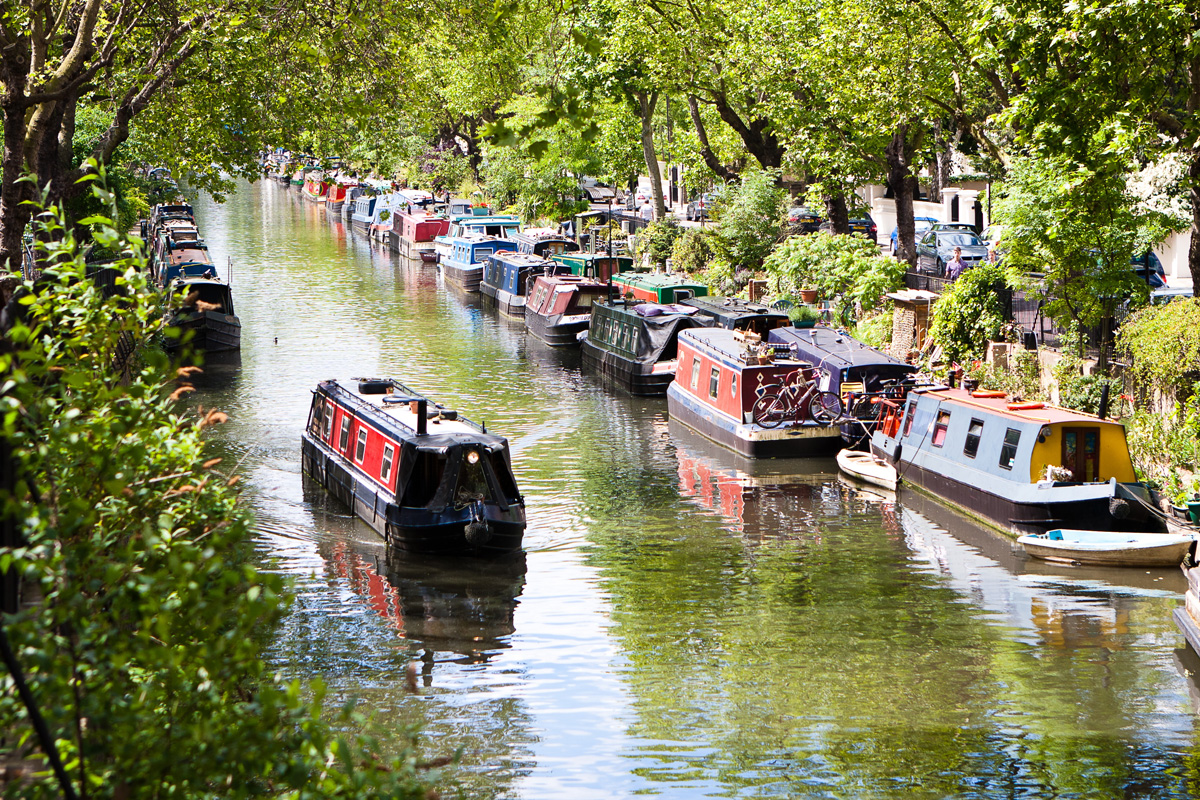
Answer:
301;378;526;556
524;274;612;346
392;210;451;261
667;327;844;458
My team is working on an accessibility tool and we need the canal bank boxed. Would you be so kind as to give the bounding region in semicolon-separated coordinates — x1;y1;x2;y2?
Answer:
188;179;1200;799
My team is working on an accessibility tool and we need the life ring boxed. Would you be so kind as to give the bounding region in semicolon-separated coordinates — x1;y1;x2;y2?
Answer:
971;390;1007;398
1006;401;1044;410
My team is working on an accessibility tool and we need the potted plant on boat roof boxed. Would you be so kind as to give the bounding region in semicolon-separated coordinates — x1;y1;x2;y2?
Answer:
798;287;819;304
788;304;820;328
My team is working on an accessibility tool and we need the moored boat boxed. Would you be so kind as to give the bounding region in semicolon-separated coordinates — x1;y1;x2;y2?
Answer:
871;388;1168;537
433;214;521;263
681;296;790;336
836;449;898;491
441;234;518;292
666;327;844;458
524;274;612;346
512;228;579;259
349;192;378;232
369;192;401;242
300;378;526;555
611;271;705;303
480;251;568;317
1018;529;1194;566
301;170;329;202
163;276;241;352
553;252;635;281
392;210;450;260
580;299;712;395
326;177;357;214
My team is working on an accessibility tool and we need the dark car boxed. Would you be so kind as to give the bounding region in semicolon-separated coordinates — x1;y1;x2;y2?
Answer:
787;206;823;233
1132;252;1167;289
818;212;878;242
915;228;989;275
890;216;939;254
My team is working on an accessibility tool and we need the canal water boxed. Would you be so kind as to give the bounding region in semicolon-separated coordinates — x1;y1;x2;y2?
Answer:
190;180;1200;799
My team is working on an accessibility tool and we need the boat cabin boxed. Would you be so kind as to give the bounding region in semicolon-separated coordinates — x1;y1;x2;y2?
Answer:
612;272;707;304
481;251;570;314
524;274;613;346
553;252;635;281
449;214;521;239
512;228;579;259
393;210;450;243
442;234;519;291
301;378;526;554
667;327;843;457
350;194;378;228
768;327;916;396
680;297;790;337
582;299;713;395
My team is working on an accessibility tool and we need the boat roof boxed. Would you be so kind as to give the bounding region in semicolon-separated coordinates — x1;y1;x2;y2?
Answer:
451;232;516;245
614;271;705;289
679;326;806;366
681;296;788;322
556;252;633;263
491;251;556;267
596;298;702;319
768;327;915;372
533;274;610;289
920;387;1126;426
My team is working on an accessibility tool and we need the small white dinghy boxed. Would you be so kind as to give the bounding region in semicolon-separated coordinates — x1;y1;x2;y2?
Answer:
836;449;898;491
1017;529;1196;567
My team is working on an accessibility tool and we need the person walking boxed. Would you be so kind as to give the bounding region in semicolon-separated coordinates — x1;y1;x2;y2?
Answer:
640;199;654;224
945;246;969;280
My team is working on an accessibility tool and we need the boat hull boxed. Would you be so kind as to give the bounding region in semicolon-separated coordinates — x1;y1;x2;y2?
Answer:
580;338;675;396
165;310;241;352
525;308;587;347
480;284;528;317
395;237;438;260
301;435;525;556
442;260;484;292
667;383;842;458
1018;530;1194;567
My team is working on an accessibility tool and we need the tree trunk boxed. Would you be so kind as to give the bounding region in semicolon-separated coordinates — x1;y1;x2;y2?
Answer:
1189;150;1200;291
708;91;785;171
0;95;33;274
686;95;736;182
823;190;849;235
927;157;942;204
635;91;665;219
887;126;921;266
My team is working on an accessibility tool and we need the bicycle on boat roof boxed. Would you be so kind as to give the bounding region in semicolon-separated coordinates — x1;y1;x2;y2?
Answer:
751;367;844;428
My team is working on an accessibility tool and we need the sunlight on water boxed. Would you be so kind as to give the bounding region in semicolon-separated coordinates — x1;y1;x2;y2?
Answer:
185;180;1200;800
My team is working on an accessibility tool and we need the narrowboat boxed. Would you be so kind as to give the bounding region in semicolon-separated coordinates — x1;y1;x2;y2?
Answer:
434;214;521;263
391;210;450;261
666;327;844;458
480;251;569;317
301;378;526;555
369;193;401;242
151;240;214;287
680;296;790;336
870;387;1168;537
326;177;357;214
342;184;364;221
768;326;917;445
441;234;518;292
524;274;612;346
580;299;713;396
301;170;328;202
552;252;635;281
163;276;241;352
512;228;579;259
612;271;707;304
350;193;378;232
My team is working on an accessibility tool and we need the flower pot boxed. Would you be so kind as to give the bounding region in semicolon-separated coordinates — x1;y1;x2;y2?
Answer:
799;289;819;303
794;319;816;328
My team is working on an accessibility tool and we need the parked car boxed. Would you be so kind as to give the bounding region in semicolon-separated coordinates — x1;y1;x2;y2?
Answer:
1132;252;1167;289
818;212;878;242
686;193;715;221
625;187;653;211
980;224;1005;264
890;216;939;254
787;206;823;233
915;228;989;275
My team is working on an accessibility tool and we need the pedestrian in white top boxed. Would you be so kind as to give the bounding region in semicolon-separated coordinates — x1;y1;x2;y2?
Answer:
641;199;654;223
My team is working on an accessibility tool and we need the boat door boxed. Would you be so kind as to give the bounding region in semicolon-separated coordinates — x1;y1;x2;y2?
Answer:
1062;427;1100;482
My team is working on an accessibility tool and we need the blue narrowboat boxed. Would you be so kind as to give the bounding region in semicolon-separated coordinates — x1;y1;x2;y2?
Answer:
511;228;579;259
301;378;526;556
434;214;521;263
870;387;1167;537
350;193;378;232
441;234;519;291
480;251;570;317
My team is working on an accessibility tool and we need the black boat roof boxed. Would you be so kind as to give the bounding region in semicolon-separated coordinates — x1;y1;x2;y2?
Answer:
680;296;789;327
768;327;916;372
317;378;510;452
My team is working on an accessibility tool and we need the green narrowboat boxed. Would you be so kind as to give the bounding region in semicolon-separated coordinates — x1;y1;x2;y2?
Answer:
611;272;709;305
581;299;713;396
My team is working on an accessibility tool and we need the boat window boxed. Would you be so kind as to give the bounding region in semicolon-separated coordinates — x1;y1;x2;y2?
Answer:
475;247;493;262
575;292;596;308
322;402;334;439
339;416;351;451
963;419;984;458
402;452;446;507
355;429;368;463
999;428;1021;470
309;397;324;436
709;366;720;398
381;444;395;483
731;373;738;397
902;402;916;437
691;356;701;390
931;410;951;447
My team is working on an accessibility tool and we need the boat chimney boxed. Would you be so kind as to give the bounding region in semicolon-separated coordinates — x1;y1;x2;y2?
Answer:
416;399;427;435
1098;382;1110;420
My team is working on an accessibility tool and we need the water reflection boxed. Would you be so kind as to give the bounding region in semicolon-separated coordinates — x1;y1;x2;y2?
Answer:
184;180;1200;800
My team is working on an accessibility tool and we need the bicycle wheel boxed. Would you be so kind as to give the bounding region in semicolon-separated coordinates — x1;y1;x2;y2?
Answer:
808;391;843;424
752;393;789;428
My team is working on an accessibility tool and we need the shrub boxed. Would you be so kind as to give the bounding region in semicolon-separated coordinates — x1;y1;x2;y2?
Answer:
636;217;683;268
671;228;717;274
928;264;1009;365
710;168;786;271
764;231;904;319
852;310;893;350
1118;297;1200;401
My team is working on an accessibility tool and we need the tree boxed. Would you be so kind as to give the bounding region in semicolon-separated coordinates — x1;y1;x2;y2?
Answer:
710;167;786;272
